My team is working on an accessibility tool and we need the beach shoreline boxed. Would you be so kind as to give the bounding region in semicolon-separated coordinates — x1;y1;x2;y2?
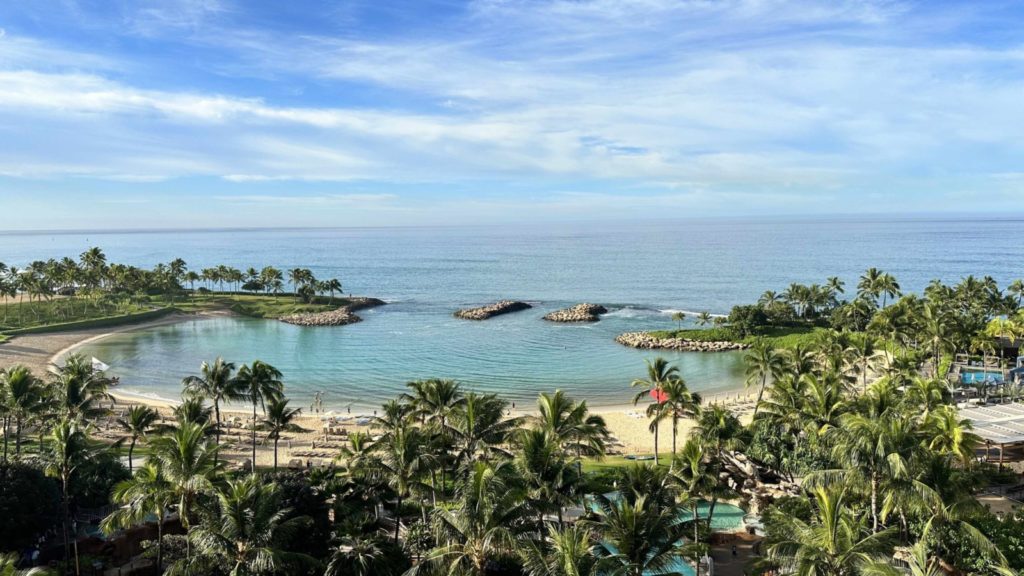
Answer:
1;307;755;457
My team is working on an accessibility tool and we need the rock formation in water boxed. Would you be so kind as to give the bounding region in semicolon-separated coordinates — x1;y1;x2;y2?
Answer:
615;331;749;352
543;303;608;322
279;297;386;327
454;300;532;320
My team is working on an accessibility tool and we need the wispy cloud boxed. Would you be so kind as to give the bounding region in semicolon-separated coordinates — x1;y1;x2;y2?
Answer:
0;0;1021;227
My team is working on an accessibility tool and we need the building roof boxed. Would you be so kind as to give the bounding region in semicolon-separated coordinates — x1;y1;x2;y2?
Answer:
963;403;1024;445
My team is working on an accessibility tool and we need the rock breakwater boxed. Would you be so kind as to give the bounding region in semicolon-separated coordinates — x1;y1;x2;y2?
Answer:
615;331;749;352
543;303;608;322
279;297;386;327
454;300;532;320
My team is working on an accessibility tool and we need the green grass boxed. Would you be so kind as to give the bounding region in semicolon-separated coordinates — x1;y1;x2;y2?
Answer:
0;297;156;332
649;324;826;350
581;454;669;472
164;293;351;319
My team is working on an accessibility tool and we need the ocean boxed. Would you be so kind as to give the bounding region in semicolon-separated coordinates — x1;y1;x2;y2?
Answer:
2;216;1022;408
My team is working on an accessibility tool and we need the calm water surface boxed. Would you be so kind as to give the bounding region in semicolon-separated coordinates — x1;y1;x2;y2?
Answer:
3;217;1022;408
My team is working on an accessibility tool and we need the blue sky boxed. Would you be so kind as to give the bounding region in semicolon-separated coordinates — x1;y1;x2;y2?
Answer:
0;0;1022;229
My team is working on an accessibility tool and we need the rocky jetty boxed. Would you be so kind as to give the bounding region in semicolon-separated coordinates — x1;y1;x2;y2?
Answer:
279;297;386;327
615;331;749;352
543;303;608;322
454;300;532;320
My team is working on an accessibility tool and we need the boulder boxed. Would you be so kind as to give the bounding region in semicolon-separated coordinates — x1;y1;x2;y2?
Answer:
614;331;750;352
454;300;532;320
279;297;386;327
543;303;608;322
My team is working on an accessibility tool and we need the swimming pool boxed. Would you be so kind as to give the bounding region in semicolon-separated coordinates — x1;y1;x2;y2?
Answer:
961;368;1004;384
588;494;747;531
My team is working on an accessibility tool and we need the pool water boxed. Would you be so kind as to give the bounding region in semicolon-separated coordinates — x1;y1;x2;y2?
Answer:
961;369;1004;384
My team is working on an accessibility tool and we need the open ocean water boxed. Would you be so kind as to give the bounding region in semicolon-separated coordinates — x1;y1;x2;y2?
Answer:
2;216;1022;409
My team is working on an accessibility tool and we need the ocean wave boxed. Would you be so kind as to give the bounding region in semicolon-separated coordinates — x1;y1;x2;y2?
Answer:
658;308;726;318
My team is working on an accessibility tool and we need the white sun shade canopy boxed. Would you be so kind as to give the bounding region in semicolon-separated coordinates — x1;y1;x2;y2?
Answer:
962;403;1024;445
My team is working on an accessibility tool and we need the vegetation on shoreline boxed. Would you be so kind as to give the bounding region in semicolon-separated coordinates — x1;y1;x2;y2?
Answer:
0;249;349;334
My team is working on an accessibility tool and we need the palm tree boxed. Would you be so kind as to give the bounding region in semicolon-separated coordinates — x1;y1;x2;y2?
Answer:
519;525;599;576
858;267;884;306
43;417;96;570
448;392;521;464
673;439;723;543
146;421;221;530
374;419;429;544
1;365;45;458
235;360;284;471
534;390;610;471
588;494;691;576
101;462;174;575
175;476;314;575
765;486;894;576
173;396;213;427
848;335;881;392
415;460;529;576
261;397;304;470
51;354;112;419
923;405;981;463
671;311;685;330
182;357;243;445
402;378;464;497
1009;279;1024;310
0;553;52;576
817;411;925;532
659;378;701;466
696;311;713;327
631;357;682;466
514;428;579;529
324;535;402;576
116;405;161;473
744;339;786;418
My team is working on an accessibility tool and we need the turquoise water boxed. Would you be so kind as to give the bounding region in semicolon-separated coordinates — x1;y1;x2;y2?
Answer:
961;368;1005;385
4;217;1024;407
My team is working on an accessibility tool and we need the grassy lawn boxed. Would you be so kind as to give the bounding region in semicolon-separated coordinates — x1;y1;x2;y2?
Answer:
582;453;669;472
163;292;350;319
648;324;827;349
0;297;156;332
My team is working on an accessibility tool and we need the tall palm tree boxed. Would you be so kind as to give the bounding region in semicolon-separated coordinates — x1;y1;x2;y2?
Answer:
858;267;884;306
514;428;579;529
402;378;464;497
182;357;244;445
696;311;713;326
588;494;691;576
43;417;96;570
817;411;925;532
765;486;894;576
922;405;980;463
101;462;174;575
324;535;402;576
414;460;529;576
534;390;610;470
447;392;521;464
519;525;599;576
261;397;304;470
1008;279;1024;310
631;357;681;466
146;421;221;530
673;439;724;543
744;340;786;418
848;335;881;392
0;365;45;458
658;378;701;466
51;354;112;419
116;405;161;473
374;420;429;544
671;311;685;330
235;360;284;471
174;476;314;576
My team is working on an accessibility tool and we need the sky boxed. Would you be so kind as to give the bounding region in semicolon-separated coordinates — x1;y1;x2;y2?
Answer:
0;0;1022;230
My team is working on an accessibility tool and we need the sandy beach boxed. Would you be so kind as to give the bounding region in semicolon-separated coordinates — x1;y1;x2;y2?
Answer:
0;311;756;466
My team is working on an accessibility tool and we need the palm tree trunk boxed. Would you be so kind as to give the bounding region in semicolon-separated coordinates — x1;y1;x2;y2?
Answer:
394;496;402;545
62;478;71;570
252;401;258;474
273;437;279;470
752;375;767;418
155;515;164;576
14;416;23;454
2;417;8;463
870;472;879;532
128;439;135;473
671;415;678;469
214;401;222;446
653;422;659;466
